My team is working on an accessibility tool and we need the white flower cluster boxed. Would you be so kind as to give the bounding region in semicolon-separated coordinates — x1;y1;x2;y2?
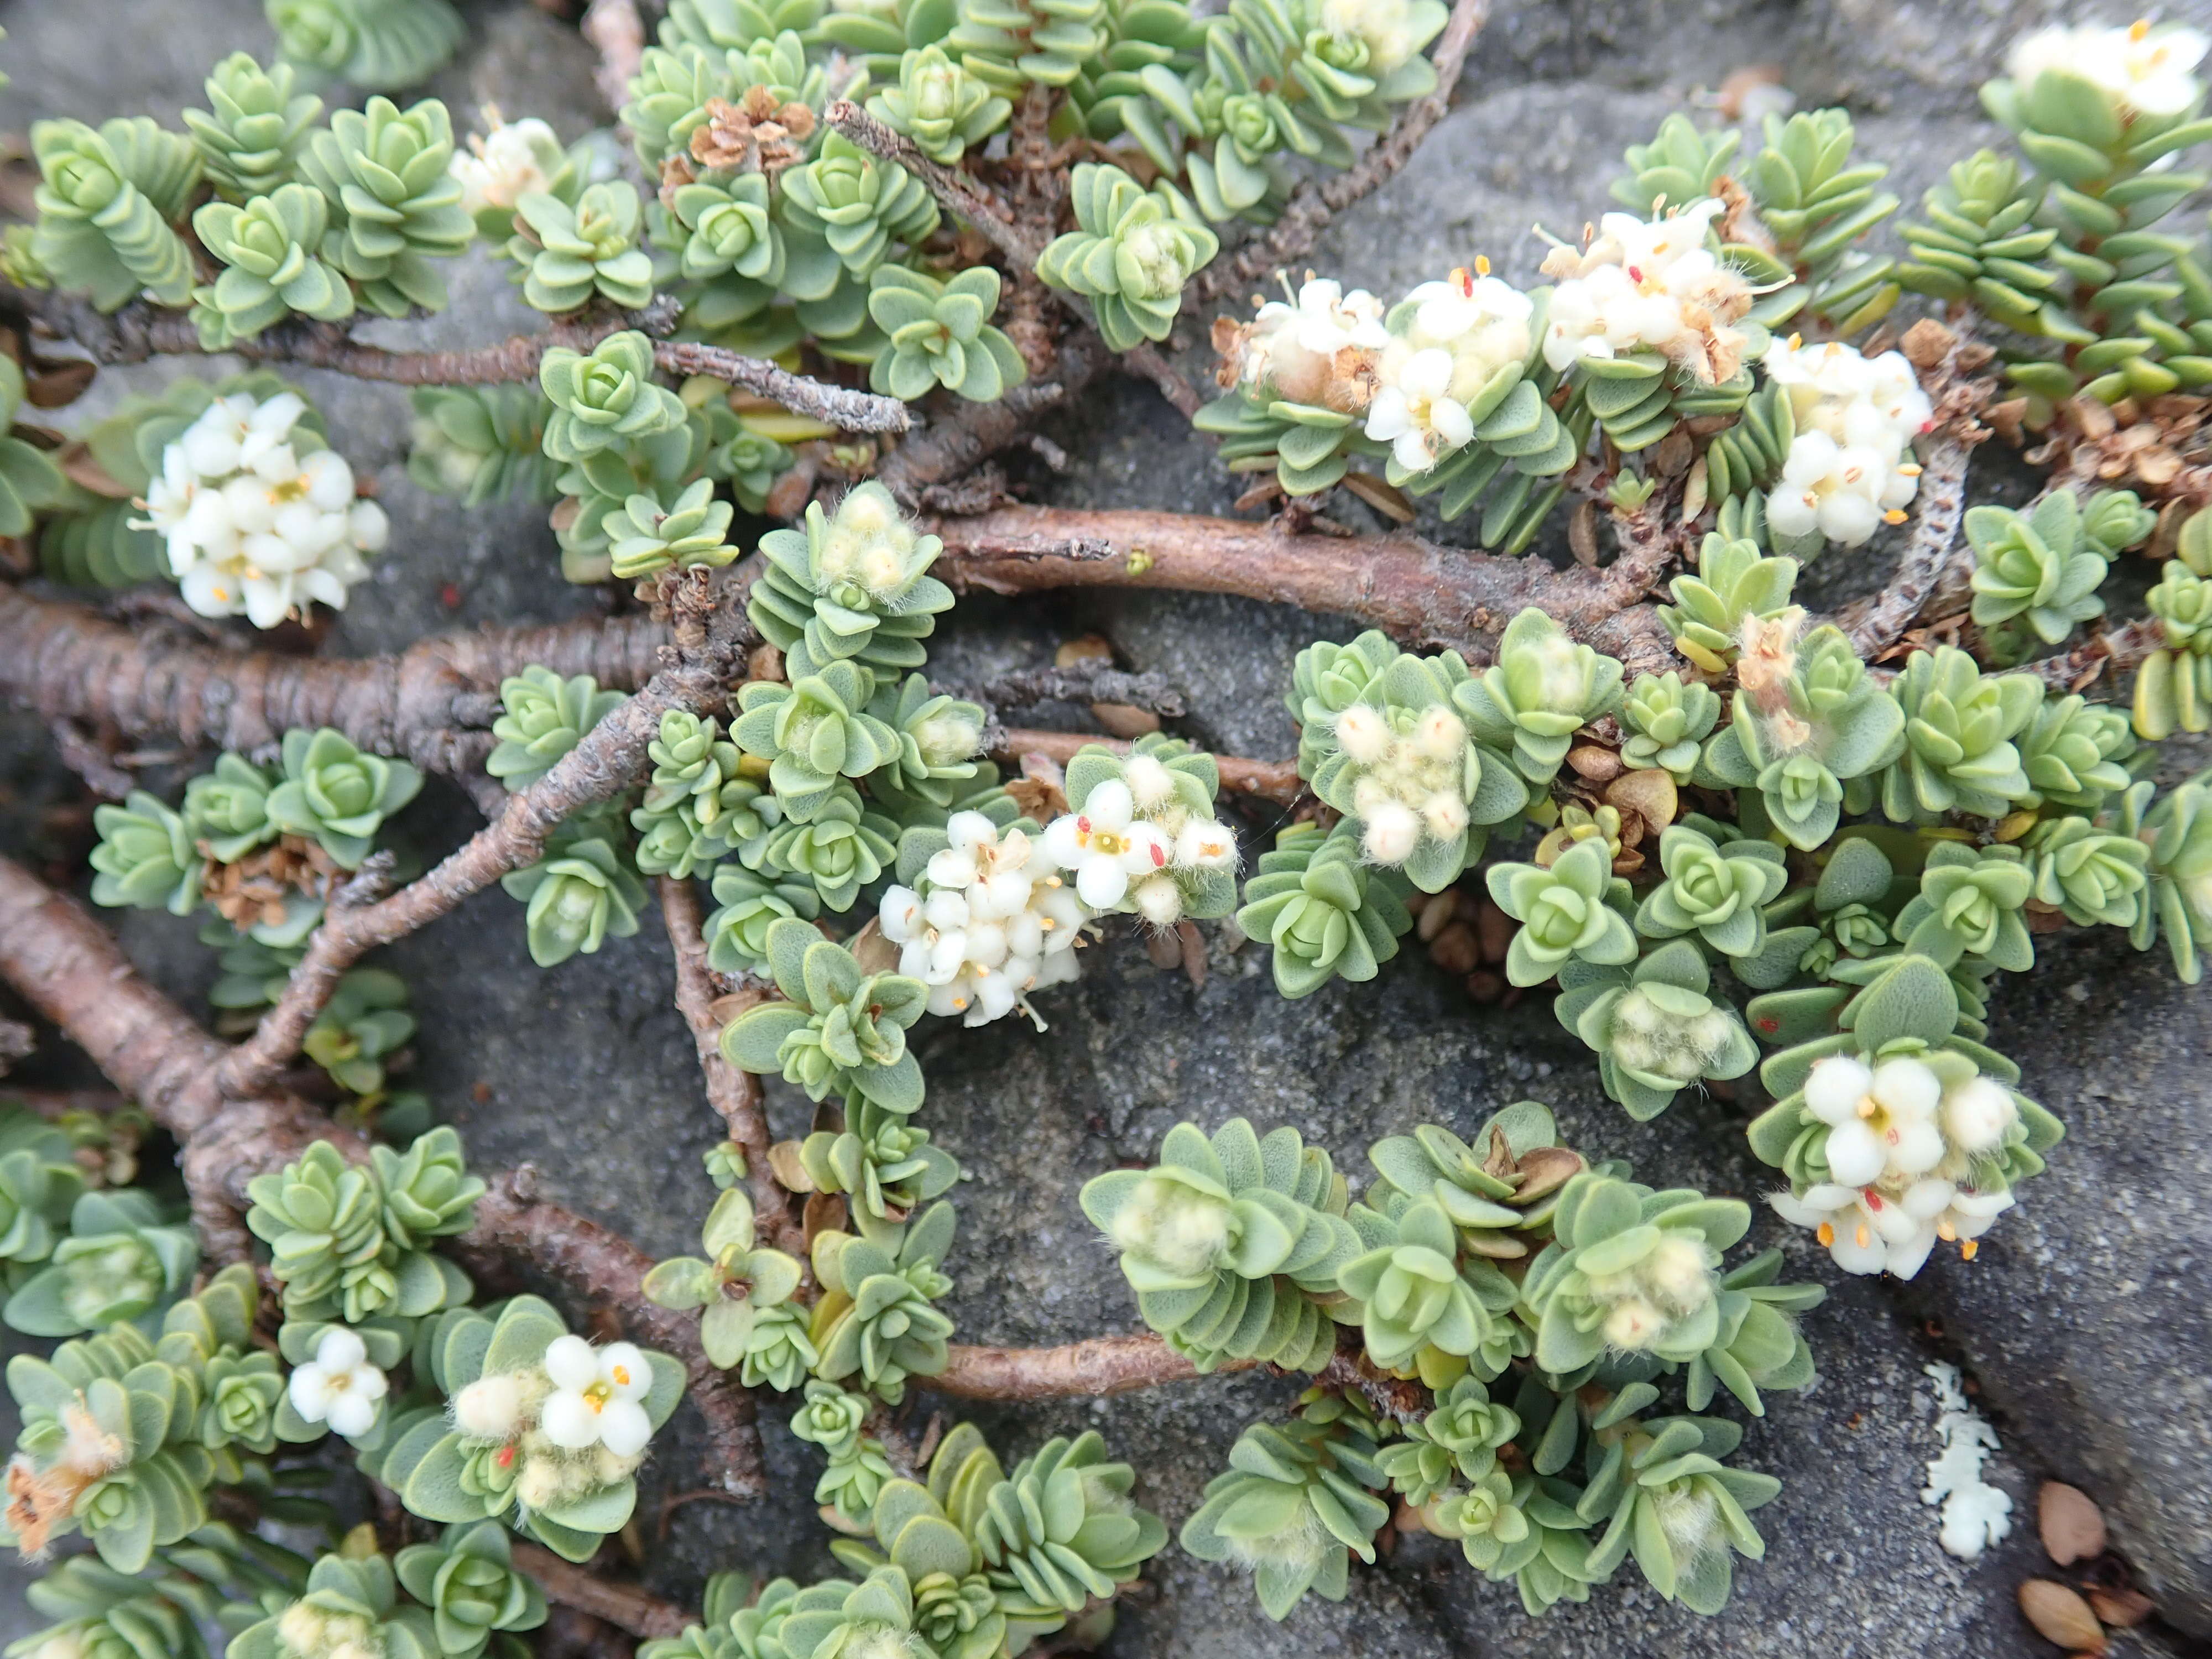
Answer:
1222;276;1389;414
1047;765;1238;925
881;810;1091;1027
1367;266;1536;474
1921;1360;2013;1561
1332;701;1472;865
1539;198;1755;385
286;1327;388;1439
2008;18;2208;118
447;1334;655;1514
450;111;566;219
1768;1053;2020;1279
1314;0;1430;75
1761;336;1933;548
136;391;389;629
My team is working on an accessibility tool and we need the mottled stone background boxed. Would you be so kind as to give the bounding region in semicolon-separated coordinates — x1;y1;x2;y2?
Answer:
1;1;2209;1654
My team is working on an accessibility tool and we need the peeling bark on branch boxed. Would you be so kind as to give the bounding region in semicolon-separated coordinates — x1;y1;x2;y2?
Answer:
656;878;806;1258
931;1332;1250;1400
2024;616;2166;691
926;504;1681;672
0;585;663;773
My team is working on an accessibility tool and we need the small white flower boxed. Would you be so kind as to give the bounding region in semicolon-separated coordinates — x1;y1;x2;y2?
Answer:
884;815;1093;1028
540;1335;653;1457
1172;819;1237;869
2010;20;2208;118
1365;347;1474;473
1804;1052;1944;1185
288;1328;388;1438
450;113;566;217
1042;780;1170;909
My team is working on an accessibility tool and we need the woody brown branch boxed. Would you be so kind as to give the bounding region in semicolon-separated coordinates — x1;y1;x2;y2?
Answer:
992;728;1303;806
513;1543;695;1641
929;1331;1250;1400
211;573;750;1109
655;877;806;1258
926;504;1682;673
1187;0;1493;310
0;584;664;775
0;849;768;1495
3;285;906;431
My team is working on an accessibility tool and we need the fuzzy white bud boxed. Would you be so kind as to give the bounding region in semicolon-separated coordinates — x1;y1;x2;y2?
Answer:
452;1374;526;1442
1334;703;1391;765
1940;1077;2018;1154
1361;801;1421;865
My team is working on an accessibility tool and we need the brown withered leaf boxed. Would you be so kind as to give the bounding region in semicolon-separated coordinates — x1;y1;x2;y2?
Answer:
25;360;97;409
2085;1587;2153;1629
767;1140;815;1192
2017;1580;2105;1653
1511;1146;1585;1203
58;444;132;498
801;1191;848;1249
1607;766;1678;829
2038;1481;2107;1567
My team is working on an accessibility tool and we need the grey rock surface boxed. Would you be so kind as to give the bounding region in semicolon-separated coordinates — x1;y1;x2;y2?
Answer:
3;0;2212;1655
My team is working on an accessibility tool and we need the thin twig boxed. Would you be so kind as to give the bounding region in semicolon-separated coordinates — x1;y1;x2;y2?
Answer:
0;852;768;1493
212;575;748;1109
1188;0;1493;310
825;103;1031;259
992;729;1303;806
513;1545;695;1641
2023;616;2166;691
581;0;648;117
931;1332;1249;1400
4;284;902;429
973;662;1188;717
655;877;805;1258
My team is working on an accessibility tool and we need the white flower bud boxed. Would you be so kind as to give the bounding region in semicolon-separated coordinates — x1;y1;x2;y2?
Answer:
452;1374;526;1441
1333;703;1391;765
1361;801;1420;865
515;1457;565;1511
1132;874;1185;927
1940;1077;2018;1154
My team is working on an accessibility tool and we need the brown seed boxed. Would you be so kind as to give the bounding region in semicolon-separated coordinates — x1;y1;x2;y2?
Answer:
1055;633;1115;667
2039;1483;2107;1567
2017;1580;2105;1653
1089;702;1161;737
1475;898;1516;966
2085;1587;2153;1629
1464;969;1505;1004
1568;500;1600;567
1144;928;1182;970
1415;888;1463;943
1567;744;1623;782
1429;921;1480;975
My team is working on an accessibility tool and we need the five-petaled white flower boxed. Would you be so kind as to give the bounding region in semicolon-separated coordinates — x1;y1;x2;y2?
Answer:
450;112;566;217
1041;780;1171;909
1803;1053;1946;1186
540;1335;654;1456
288;1327;388;1438
1365;347;1474;473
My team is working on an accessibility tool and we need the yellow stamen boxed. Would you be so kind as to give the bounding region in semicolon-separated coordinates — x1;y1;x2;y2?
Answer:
1856;1095;1878;1118
1787;332;1803;349
1936;1220;1957;1242
1883;508;1909;524
1898;463;1923;476
1475;254;1491;276
2131;18;2151;41
1855;1223;1871;1249
1959;1239;1979;1260
1815;1221;1835;1247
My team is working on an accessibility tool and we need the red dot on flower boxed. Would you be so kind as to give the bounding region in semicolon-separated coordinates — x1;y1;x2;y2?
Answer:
497;1446;516;1467
1865;1192;1883;1210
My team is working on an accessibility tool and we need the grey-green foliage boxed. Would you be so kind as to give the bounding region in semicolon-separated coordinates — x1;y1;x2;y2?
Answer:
1;1190;196;1338
1656;533;1799;675
88;791;202;916
867;266;1027;402
1079;1117;1359;1371
641;1187;804;1371
509;181;658;313
267;0;466;90
295;96;473;317
499;833;649;967
184;53;322;201
393;1522;548;1659
1235;820;1413;998
748;482;956;678
808;1204;957;1402
721;916;928;1111
1036;163;1219;349
1179;1406;1390;1620
265;728;425;868
367;1295;684;1562
1964;488;2148;661
243;1130;481;1324
1555;940;1760;1120
1291;630;1526;893
191;183;353;347
30;117;200;311
487;666;629;791
409;386;560;508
